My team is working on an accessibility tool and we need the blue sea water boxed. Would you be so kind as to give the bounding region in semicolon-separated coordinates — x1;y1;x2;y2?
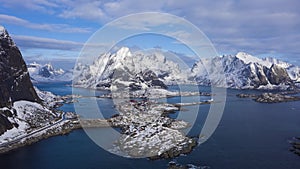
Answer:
1;82;300;169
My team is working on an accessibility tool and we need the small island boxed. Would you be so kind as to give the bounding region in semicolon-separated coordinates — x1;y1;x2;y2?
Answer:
237;92;300;103
290;137;300;156
108;99;197;159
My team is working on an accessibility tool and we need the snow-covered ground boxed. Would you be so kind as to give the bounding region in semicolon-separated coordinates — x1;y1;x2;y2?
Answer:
108;100;194;158
0;100;56;144
99;87;208;99
34;87;64;107
0;88;65;145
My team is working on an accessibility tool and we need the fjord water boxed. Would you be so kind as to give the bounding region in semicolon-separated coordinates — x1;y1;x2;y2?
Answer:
1;82;300;169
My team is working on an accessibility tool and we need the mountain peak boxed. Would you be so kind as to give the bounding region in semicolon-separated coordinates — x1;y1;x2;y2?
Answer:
0;25;9;37
116;47;132;59
43;63;54;71
74;47;188;89
27;62;71;82
236;52;272;68
236;52;259;64
0;25;16;47
0;27;41;108
0;25;5;34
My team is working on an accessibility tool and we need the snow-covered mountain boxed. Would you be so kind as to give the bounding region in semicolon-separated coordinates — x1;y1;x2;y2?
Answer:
191;52;300;90
73;47;188;90
73;45;299;91
0;26;56;137
27;62;72;83
0;26;73;148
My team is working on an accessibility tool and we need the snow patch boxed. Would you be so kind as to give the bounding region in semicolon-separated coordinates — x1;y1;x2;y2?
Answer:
0;25;5;34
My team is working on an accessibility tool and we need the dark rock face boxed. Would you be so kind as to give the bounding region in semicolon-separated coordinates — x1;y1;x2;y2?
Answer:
0;112;14;135
149;138;197;160
139;70;167;89
267;64;292;85
257;66;269;85
97;69;167;90
244;63;291;88
192;54;297;90
39;66;52;77
96;81;111;88
0;27;41;134
243;63;292;88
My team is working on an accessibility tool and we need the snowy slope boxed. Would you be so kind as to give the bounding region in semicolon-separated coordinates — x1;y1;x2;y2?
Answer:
0;100;57;144
28;62;72;83
0;26;59;142
73;47;189;90
0;87;63;143
191;52;299;90
236;52;300;81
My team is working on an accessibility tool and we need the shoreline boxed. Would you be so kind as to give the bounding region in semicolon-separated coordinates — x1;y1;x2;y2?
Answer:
0;98;213;156
0;121;82;154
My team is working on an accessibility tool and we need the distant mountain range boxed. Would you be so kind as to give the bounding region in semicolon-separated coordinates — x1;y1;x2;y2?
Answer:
2;28;297;91
27;62;72;83
73;47;300;91
26;49;300;91
191;52;300;90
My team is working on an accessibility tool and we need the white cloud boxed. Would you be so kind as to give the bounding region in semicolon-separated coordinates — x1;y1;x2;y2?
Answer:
58;0;107;21
12;35;83;50
1;0;300;59
12;34;113;56
1;0;58;13
0;14;91;33
109;12;184;31
166;31;192;41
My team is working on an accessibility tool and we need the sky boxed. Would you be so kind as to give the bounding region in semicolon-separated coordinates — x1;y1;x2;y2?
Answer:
0;0;300;68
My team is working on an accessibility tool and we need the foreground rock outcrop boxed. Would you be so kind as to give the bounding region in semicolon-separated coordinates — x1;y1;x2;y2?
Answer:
0;26;73;152
0;26;41;135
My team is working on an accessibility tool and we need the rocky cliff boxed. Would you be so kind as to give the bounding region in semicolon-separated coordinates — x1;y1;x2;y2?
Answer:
191;52;297;90
0;26;41;135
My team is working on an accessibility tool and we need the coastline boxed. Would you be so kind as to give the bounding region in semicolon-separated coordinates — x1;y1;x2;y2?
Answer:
237;91;300;103
0;121;81;154
2;86;299;157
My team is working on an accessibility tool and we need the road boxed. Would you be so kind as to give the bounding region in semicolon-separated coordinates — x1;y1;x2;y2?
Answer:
0;112;66;148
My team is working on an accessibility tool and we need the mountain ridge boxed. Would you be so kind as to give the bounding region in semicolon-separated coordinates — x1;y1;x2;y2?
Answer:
74;47;300;91
191;52;299;90
73;47;188;90
27;62;72;83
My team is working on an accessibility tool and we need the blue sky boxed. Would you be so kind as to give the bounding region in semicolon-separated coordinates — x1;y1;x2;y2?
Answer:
0;0;300;68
